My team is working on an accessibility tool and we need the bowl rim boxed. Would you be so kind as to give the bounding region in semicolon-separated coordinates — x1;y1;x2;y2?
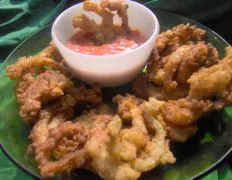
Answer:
0;9;231;180
51;1;160;59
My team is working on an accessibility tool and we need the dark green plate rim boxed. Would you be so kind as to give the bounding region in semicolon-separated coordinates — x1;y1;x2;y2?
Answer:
0;9;231;180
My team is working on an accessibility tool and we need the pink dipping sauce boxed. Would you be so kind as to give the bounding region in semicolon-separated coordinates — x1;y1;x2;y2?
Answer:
66;30;146;55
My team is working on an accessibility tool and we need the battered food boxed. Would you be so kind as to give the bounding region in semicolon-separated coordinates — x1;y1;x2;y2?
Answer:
5;7;232;179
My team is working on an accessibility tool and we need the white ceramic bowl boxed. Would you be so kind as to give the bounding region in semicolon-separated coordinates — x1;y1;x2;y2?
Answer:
52;1;159;87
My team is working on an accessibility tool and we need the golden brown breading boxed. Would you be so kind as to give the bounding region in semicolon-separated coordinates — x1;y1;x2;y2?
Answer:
100;0;128;29
148;42;219;92
141;97;198;142
72;0;129;44
39;41;63;62
16;71;74;124
188;52;232;100
76;103;114;126
28;94;78;154
6;56;61;80
155;23;206;55
113;94;143;120
35;121;89;177
160;98;214;126
113;95;175;171
6;54;102;124
132;112;175;172
72;85;102;106
165;122;198;142
85;115;141;180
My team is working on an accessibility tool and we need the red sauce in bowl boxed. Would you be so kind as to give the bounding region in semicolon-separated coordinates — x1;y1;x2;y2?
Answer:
66;29;146;55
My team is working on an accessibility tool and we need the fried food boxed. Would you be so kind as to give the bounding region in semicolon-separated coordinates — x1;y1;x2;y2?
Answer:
141;97;199;142
72;85;102;106
6;54;102;124
39;41;63;61
16;71;74;124
148;42;219;92
76;103;114;126
85;115;141;180
188;48;232;101
34;120;89;177
160;98;214;126
72;0;129;44
6;56;61;80
7;23;232;179
113;94;175;171
132;115;174;172
113;94;143;120
155;23;206;55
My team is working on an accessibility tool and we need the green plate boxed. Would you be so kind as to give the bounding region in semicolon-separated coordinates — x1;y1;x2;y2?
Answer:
0;9;232;180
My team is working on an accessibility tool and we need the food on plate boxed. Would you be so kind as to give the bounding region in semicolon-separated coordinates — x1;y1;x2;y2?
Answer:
6;55;102;124
188;47;232;101
133;24;219;100
155;23;206;55
68;0;146;55
148;42;219;92
6;18;232;179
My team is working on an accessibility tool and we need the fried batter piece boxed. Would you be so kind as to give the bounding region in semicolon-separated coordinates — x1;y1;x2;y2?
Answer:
72;0;129;44
85;115;142;180
39;41;63;62
155;23;206;55
76;103;114;126
72;85;102;106
6;56;61;80
188;47;232;101
141;97;198;142
160;98;215;126
33;120;89;177
113;94;175;171
113;93;143;120
28;92;80;155
6;55;103;124
16;71;74;124
148;42;219;92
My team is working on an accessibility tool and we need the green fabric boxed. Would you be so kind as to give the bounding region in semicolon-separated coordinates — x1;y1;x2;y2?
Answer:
0;0;231;180
0;0;67;62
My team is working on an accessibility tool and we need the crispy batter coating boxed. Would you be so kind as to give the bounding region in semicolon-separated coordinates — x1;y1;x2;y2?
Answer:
76;103;114;126
39;41;63;62
188;51;232;100
225;46;232;60
148;42;219;92
9;23;232;179
113;94;143;120
113;95;175;172
36;121;89;177
165;122;198;142
155;23;206;54
160;98;214;126
72;0;129;44
16;71;74;124
28;94;79;154
6;54;102;124
6;56;61;80
141;97;198;142
132;115;174;172
72;85;102;106
85;115;141;180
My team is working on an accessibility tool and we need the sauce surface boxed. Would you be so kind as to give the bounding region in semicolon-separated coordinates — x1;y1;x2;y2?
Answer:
66;30;146;55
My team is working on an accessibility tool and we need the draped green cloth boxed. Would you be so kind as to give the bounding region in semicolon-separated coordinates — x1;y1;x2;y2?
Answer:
0;0;231;179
